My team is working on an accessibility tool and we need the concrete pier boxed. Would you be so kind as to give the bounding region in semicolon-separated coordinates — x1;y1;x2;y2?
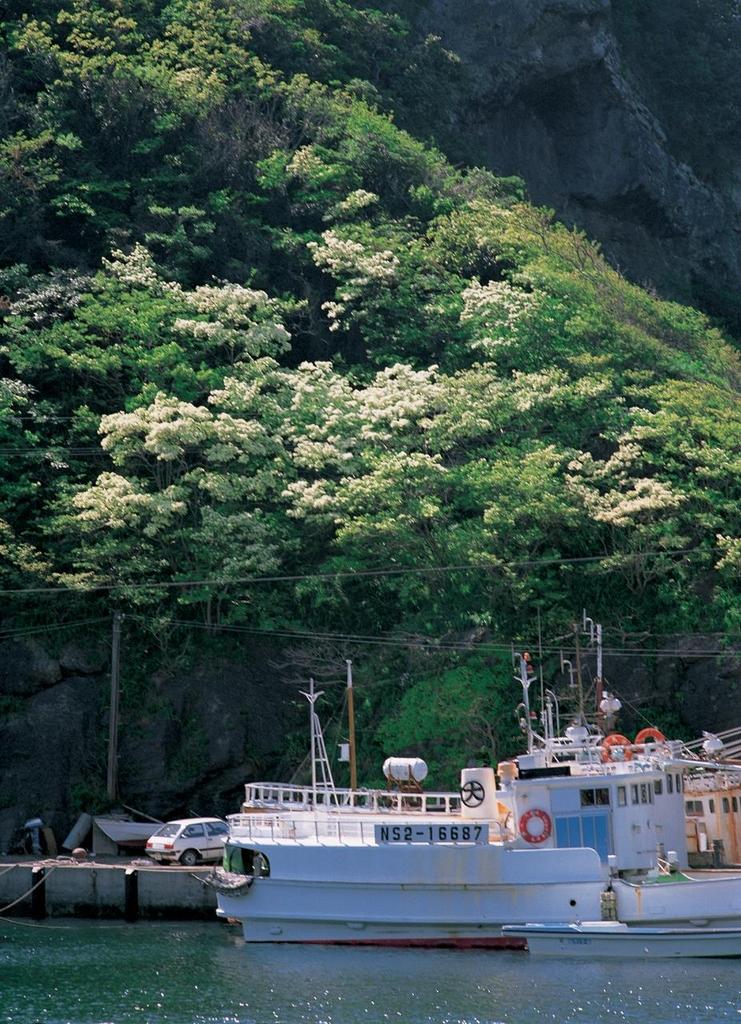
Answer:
0;858;217;920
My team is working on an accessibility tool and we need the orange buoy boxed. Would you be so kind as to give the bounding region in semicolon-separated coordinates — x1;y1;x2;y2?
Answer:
634;727;666;747
601;733;634;762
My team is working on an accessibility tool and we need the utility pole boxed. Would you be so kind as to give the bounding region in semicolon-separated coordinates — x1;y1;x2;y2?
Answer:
346;659;357;791
106;611;123;802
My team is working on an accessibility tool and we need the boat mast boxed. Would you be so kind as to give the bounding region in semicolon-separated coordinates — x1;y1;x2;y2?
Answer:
346;659;358;791
583;611;604;722
300;679;337;802
516;653;534;753
573;621;585;725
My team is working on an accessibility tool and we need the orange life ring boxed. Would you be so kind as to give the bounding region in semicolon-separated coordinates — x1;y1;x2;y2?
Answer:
519;808;552;844
601;733;634;762
634;727;666;746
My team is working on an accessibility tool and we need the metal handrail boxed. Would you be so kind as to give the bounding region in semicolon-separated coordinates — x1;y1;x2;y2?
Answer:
684;772;741;792
227;812;513;847
243;782;462;815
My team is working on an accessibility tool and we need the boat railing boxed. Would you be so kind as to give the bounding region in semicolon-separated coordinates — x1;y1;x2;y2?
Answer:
571;760;668;776
227;812;512;846
243;782;462;815
685;771;741;793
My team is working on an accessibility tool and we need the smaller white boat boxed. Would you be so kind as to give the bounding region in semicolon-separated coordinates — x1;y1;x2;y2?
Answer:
503;921;741;958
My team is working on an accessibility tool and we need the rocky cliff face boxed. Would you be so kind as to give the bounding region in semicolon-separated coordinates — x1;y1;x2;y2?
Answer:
415;0;741;319
0;638;289;851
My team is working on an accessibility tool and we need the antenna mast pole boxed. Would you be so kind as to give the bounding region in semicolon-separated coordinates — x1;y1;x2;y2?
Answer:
573;621;585;725
595;622;603;717
537;607;545;731
309;678;317;796
518;655;533;752
300;679;337;803
583;611;604;722
346;659;357;791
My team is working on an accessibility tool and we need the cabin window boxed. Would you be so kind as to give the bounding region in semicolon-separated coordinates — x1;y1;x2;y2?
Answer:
723;797;730;814
667;774;674;794
654;779;663;796
686;800;703;816
676;774;683;792
224;845;270;877
640;783;652;804
580;788;610;807
554;813;611;860
631;784;639;805
223;843;246;873
708;799;715;813
617;786;627;807
733;797;739;813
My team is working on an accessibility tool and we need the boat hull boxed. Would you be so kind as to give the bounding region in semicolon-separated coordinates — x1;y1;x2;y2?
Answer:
217;875;606;945
614;873;741;927
221;913;527;948
504;923;741;958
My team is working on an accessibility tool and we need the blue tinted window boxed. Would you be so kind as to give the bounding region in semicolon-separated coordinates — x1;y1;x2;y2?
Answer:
554;815;582;849
555;813;610;860
555;817;571;848
592;814;610;860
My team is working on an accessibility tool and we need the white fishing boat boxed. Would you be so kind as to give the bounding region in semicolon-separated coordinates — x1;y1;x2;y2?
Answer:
502;921;741;958
216;619;741;945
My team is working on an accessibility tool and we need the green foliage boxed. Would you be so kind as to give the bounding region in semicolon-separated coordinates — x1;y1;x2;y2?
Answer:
0;0;739;770
376;655;522;786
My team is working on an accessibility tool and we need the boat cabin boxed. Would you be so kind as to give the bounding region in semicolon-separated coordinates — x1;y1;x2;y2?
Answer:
507;759;688;870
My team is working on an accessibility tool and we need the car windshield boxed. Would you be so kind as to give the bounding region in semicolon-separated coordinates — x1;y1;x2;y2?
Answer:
152;823;181;838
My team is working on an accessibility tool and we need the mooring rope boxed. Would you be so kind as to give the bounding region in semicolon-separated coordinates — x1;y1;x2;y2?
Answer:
0;866;56;914
0;865;18;879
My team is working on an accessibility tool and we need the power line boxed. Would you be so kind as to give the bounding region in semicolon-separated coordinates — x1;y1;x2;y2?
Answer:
0;547;703;596
0;617;109;640
0;447;104;457
128;615;738;660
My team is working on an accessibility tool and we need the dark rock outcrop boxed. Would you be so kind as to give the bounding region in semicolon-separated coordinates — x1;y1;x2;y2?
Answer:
0;638;62;695
416;0;741;318
0;638;290;851
0;674;104;849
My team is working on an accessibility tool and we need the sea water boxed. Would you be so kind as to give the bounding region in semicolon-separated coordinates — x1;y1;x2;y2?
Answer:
1;919;739;1024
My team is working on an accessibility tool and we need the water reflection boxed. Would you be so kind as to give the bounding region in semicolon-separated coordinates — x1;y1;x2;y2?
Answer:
1;920;738;1024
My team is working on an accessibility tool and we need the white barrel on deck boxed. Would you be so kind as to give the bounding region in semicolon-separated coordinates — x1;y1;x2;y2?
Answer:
382;757;428;783
459;767;498;819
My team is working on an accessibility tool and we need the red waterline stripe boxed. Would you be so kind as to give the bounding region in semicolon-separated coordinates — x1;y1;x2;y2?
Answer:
292;936;527;950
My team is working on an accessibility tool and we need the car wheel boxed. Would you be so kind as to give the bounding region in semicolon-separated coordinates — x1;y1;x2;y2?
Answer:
180;848;200;867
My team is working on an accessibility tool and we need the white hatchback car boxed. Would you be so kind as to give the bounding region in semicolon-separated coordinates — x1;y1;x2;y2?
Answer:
145;817;228;866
